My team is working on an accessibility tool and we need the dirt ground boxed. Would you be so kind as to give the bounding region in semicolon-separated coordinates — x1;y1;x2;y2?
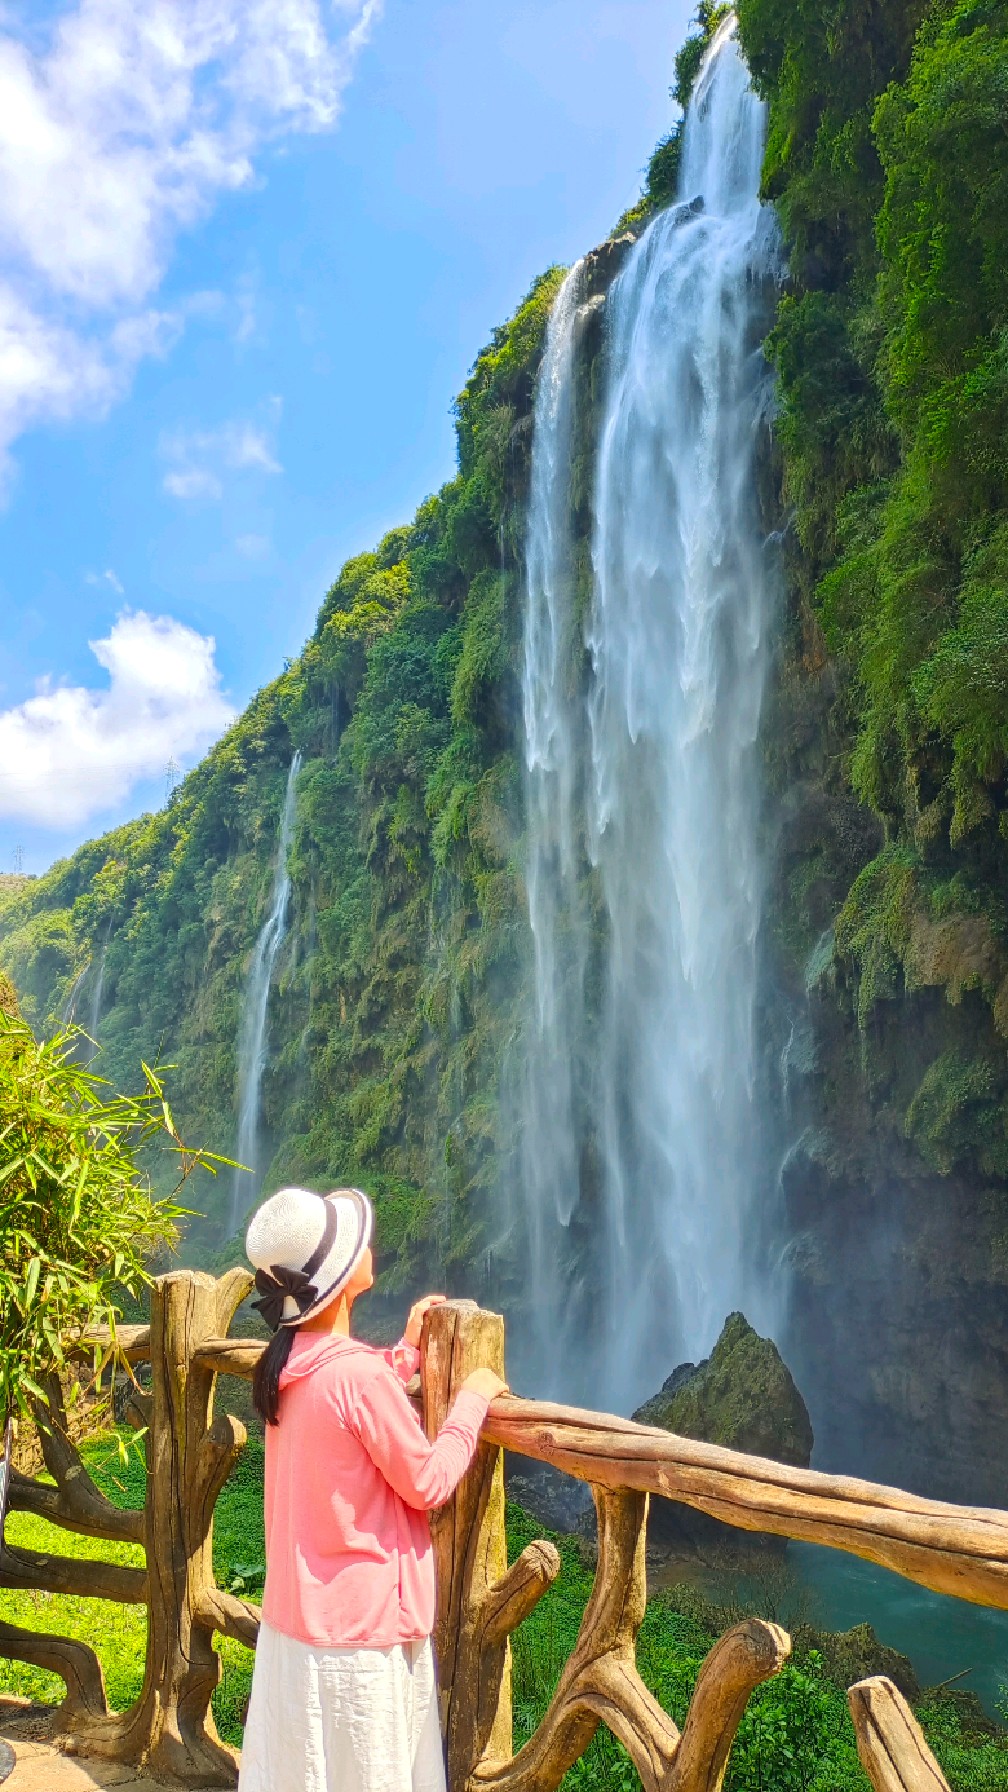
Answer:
0;1701;225;1791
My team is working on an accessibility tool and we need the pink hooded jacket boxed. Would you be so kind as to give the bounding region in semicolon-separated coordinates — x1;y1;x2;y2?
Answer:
261;1329;489;1648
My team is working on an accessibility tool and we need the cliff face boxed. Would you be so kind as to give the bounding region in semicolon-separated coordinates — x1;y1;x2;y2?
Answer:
743;0;1008;1502
3;2;1008;1501
0;265;567;1284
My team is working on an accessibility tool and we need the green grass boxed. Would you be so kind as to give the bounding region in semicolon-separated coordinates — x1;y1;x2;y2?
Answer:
505;1504;1008;1792
0;1430;261;1745
3;1446;1008;1787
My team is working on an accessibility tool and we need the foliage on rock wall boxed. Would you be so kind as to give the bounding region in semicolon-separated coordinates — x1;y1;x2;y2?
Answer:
616;3;732;232
738;0;1008;1176
0;270;571;1280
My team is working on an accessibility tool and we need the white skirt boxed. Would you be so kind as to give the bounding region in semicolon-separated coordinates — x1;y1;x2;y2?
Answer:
238;1622;447;1792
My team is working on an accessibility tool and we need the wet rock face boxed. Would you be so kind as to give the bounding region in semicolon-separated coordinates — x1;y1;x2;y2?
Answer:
784;1146;1008;1506
632;1312;813;1554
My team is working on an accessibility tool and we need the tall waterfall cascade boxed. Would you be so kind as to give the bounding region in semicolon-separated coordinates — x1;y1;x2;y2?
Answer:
231;751;302;1231
520;17;782;1409
520;257;593;1339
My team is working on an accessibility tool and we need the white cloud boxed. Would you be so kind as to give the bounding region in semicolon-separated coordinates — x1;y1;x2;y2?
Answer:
161;407;282;499
85;567;125;593
236;532;270;558
0;0;381;485
163;465;223;501
0;609;235;827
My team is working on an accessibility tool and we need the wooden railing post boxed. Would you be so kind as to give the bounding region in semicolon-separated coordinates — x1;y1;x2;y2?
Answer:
422;1300;515;1789
848;1678;952;1792
84;1266;252;1785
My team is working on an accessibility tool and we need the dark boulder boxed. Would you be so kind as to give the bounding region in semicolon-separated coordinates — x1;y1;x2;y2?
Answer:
794;1621;920;1705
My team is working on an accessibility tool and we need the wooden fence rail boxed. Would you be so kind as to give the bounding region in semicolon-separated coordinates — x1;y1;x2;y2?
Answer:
0;1275;980;1790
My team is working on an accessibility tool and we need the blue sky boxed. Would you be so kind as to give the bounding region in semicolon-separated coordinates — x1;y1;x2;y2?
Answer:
0;0;694;874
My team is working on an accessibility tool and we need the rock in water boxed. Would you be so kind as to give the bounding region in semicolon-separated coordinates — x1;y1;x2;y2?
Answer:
633;1312;813;1554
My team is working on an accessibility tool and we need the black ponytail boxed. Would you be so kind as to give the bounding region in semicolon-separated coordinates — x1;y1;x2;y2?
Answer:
253;1326;296;1426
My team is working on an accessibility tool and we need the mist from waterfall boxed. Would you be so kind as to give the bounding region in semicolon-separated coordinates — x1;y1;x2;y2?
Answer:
231;751;302;1232
519;18;782;1410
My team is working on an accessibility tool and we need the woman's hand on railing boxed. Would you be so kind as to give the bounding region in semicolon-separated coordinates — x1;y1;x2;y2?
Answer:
462;1368;509;1402
404;1294;447;1347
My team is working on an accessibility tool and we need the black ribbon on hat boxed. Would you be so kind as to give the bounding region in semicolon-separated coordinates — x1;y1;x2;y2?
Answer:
252;1194;340;1332
253;1265;317;1331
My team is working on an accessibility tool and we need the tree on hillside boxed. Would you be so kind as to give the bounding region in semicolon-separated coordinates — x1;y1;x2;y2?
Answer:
0;995;224;1424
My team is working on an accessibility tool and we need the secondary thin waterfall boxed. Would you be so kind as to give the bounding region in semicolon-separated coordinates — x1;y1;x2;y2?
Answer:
89;944;107;1038
520;17;782;1409
520;258;592;1362
231;751;302;1231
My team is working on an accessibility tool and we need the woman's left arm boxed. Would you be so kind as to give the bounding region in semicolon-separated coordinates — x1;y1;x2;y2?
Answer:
379;1293;447;1383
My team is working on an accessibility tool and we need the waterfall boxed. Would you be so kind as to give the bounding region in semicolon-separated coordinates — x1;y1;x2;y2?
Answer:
61;962;90;1025
520;258;593;1363
231;751;302;1232
89;944;107;1039
519;17;782;1409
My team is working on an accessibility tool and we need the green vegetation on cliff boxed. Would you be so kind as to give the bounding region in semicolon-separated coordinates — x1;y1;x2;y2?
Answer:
737;0;1008;1177
0;10;731;1281
0;266;572;1283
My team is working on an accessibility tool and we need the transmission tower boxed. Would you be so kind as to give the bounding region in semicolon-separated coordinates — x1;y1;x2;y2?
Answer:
12;844;23;874
164;757;181;802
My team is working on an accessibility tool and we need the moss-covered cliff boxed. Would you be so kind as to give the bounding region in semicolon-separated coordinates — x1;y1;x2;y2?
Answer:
738;0;1008;1498
0;262;570;1286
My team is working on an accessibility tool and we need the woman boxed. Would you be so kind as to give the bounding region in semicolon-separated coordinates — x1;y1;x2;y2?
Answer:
238;1184;506;1792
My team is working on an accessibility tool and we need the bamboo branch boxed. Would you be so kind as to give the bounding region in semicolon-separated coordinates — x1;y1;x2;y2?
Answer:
848;1678;951;1792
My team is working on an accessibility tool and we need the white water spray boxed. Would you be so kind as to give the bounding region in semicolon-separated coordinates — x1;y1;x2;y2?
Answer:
231;751;302;1232
520;19;782;1407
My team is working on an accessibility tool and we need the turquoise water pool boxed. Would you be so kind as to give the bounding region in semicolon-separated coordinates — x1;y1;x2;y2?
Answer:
651;1542;1008;1715
790;1541;1008;1716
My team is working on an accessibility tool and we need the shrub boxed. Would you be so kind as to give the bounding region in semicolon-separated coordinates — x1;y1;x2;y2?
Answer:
0;1011;220;1420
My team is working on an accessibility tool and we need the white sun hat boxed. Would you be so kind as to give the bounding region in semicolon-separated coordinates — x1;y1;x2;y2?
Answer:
245;1186;373;1330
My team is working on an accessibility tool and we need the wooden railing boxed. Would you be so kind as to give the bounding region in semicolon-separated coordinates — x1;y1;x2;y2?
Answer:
2;1274;999;1790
